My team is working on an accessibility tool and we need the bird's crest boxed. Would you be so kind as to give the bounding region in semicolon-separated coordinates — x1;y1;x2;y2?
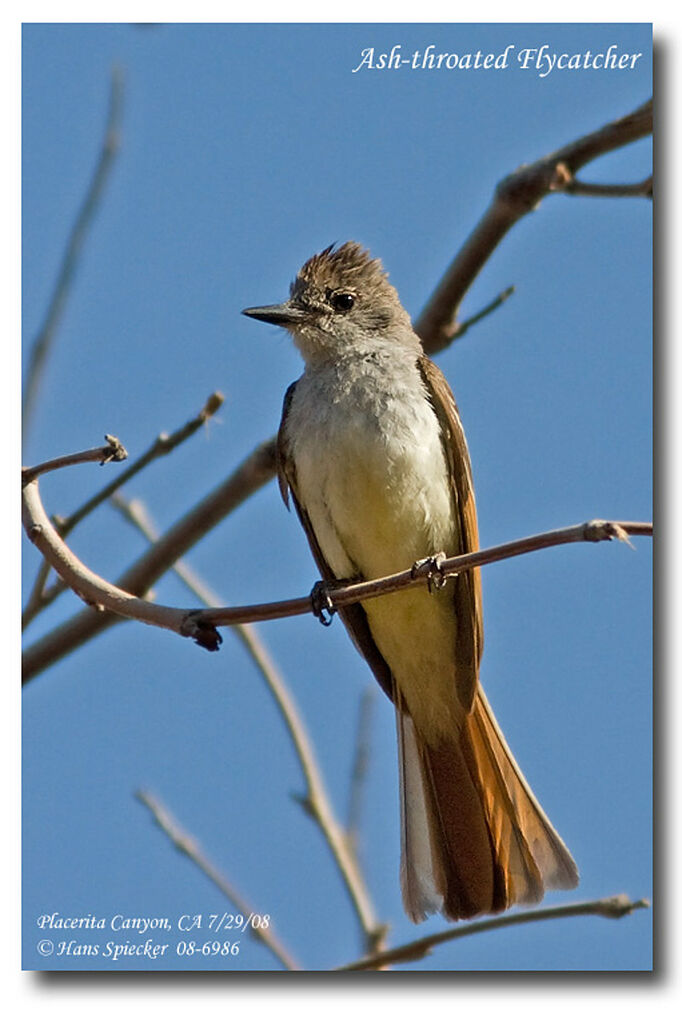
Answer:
292;241;390;297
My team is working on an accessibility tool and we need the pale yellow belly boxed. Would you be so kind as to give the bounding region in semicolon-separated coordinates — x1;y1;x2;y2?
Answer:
299;433;463;741
363;586;462;740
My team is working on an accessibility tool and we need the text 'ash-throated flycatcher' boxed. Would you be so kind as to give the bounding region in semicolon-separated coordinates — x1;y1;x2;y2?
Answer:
243;242;578;921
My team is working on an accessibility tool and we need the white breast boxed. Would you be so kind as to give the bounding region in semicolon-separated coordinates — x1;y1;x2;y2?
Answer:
288;357;455;578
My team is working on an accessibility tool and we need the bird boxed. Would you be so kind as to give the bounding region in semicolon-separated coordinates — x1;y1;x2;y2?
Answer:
243;241;578;921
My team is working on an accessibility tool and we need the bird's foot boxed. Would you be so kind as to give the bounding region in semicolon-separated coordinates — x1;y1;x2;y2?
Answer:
411;552;449;593
310;580;338;626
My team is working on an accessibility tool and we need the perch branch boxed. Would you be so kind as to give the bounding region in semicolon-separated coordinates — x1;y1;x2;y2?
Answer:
196;518;651;628
22;458;652;683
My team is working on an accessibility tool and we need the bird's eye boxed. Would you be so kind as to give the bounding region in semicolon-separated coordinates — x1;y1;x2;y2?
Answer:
331;292;355;312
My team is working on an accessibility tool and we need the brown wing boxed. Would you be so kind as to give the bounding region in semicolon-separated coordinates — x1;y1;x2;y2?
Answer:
277;381;394;701
417;355;483;713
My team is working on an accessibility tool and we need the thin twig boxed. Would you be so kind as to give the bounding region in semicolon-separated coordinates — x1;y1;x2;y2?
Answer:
115;494;386;955
346;688;375;857
136;789;301;971
335;894;650;971
62;393;224;537
22;393;224;629
565;175;653;198
22;66;124;438
414;98;652;353
21;435;127;486
452;286;515;341
233;632;386;954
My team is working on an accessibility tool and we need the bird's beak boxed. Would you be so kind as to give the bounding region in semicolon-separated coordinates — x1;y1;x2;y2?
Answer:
242;301;306;327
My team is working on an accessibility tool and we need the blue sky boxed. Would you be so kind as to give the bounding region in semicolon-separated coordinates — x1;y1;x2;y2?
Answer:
22;22;652;973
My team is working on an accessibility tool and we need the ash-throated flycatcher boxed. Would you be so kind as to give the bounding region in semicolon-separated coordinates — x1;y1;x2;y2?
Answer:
243;242;578;921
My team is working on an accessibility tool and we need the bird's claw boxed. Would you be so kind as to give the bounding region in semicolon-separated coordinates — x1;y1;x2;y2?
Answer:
310;580;337;626
411;552;449;594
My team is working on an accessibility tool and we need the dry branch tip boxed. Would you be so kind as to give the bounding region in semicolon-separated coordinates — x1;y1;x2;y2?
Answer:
596;894;650;919
22;436;129;485
584;519;636;548
101;434;128;464
202;391;225;417
452;285;516;341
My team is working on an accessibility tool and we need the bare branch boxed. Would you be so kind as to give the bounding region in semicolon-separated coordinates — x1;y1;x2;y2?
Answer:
115;494;387;955
111;493;224;603
414;98;652;353
23;506;651;685
22;66;124;438
565;174;653;198
234;629;386;953
335;894;650;971
136;789;301;971
22;438;277;682
61;393;224;536
21;435;127;486
346;688;376;858
22;476;222;653
197;518;652;629
451;285;515;341
22;393;224;629
268;678;387;955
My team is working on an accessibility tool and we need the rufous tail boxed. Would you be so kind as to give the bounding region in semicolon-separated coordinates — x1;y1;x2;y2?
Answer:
398;685;579;922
